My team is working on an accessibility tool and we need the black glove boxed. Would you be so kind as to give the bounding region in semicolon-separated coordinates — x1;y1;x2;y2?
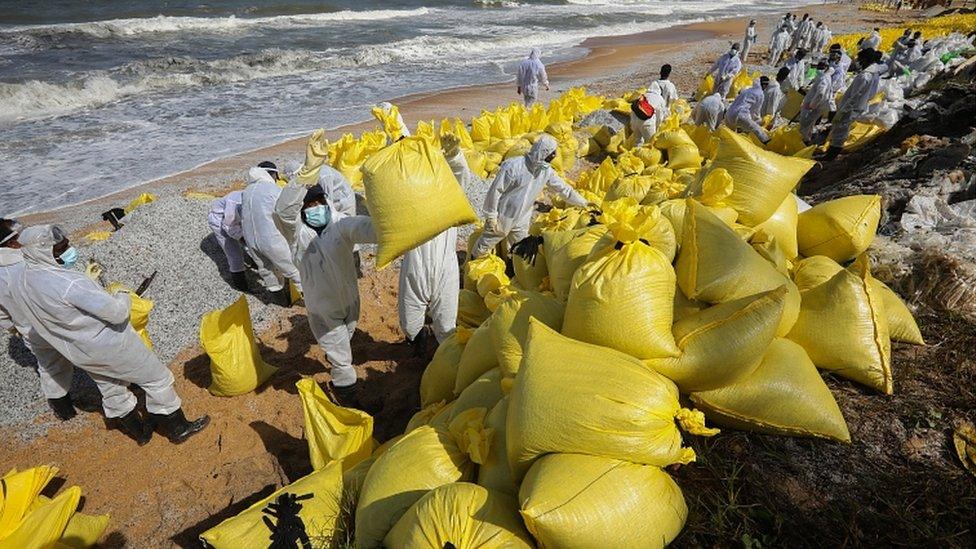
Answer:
510;235;544;266
534;201;553;213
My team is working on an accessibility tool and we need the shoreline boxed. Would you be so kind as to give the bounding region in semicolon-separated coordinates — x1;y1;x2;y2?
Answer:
19;10;775;228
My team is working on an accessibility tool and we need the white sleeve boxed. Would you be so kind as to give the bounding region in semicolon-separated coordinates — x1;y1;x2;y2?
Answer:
338;216;378;246
545;172;587;207
483;166;508;219
275;182;306;230
538;62;549;88
64;279;131;326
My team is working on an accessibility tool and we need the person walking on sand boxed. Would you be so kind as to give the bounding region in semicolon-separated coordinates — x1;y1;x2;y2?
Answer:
790;13;813;53
648;64;678;109
769;25;791;66
709;43;743;98
811;22;831;56
741;20;758;62
517;49;550;107
10;225;209;445
241;162;303;306
693;92;726;130
0;219;77;422
472;135;588;259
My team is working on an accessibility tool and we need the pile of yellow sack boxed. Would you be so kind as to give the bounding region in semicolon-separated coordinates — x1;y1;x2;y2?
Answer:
0;466;109;548
832;13;976;54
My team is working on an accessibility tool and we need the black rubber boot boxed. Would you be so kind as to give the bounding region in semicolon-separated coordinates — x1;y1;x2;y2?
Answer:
230;271;248;292
151;409;210;444
817;145;843;161
272;287;292;307
116;409;152;446
409;327;430;359
47;395;76;422
354;250;364;279
331;382;362;410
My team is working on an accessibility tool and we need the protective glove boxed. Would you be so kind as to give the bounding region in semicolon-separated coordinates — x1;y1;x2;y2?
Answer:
84;260;104;282
297;129;329;186
483;217;500;234
510;235;544;266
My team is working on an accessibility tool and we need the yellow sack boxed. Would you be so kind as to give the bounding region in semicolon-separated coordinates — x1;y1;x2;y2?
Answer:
355;425;478;549
463;254;508;295
656;128;702;170
123;192;156;214
646;287;787;393
793;255;924;345
675;200;800;336
563;238;679;360
691;338;851;442
1;487;79;549
508;321;717;480
200;296;276;397
597;198;676;260
295;128;330;185
844;121;884;151
488;290;565;379
449;368;504;420
542;225;609;301
512;247;548;292
84;231;112;242
420;329;469;407
604;174;654;205
342;436;400;508
454;323;497;395
201;462;343;549
681;123;719;160
457;289;490;329
694;74;715;101
0;466;58;538
56;510;110;548
371;103;405;142
519;453;687;549
729;70;756;99
296;378;374;472
128;293;154;350
703;127;815;226
780;88;803;120
361;137;478;269
386;482;532;549
765;125;808;156
787;258;892;393
753;193;800;259
477;398;516;496
796;195;881;263
529;207;584;235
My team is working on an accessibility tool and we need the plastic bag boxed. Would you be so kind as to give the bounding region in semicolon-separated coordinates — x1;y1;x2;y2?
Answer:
420;329;469;407
703;127;814;226
507;321;717;481
787;257;892;393
563;233;679;359
488;290;565;379
463;254;508;295
542;226;609;301
796;194;881;263
476;397;516;496
361;137;478;269
200;296;277;397
56;510;110;549
200;462;343;549
675;200;800;336
355;425;478;548
385;483;533;548
691;338;851;442
123;192;156;214
454;323;498;395
520;454;687;549
645;287;787;393
296;378;374;472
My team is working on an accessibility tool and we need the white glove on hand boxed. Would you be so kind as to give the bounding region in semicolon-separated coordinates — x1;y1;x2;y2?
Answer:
484;217;500;234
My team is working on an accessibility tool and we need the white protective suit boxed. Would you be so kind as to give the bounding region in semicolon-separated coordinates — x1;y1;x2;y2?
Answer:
241;166;302;293
798;67;834;142
298;216;377;388
648;78;678;108
208;190;246;274
709;50;742;98
783;55;809;93
399;226;459;344
791;17;814;51
811;25;832;56
769;27;791;65
862;31;881;51
517;49;549;107
1;246;74;399
629;90;669;146
762;79;787;126
693;92;726;130
724;80;769;143
891;34;912;58
889;44;922;77
10;226;180;418
829;51;852;109
473;135;587;258
829;62;884;148
741;23;758;62
275;166;358;271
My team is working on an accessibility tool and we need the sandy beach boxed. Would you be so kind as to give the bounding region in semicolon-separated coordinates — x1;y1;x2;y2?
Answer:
0;3;926;546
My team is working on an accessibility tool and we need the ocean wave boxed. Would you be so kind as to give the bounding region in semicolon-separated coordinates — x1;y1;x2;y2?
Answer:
0;7;431;39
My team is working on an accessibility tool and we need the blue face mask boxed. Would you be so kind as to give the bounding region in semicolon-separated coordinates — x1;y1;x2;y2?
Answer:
304;205;331;228
57;246;78;269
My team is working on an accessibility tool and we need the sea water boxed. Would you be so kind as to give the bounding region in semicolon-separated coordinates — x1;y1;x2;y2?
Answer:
0;0;804;214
